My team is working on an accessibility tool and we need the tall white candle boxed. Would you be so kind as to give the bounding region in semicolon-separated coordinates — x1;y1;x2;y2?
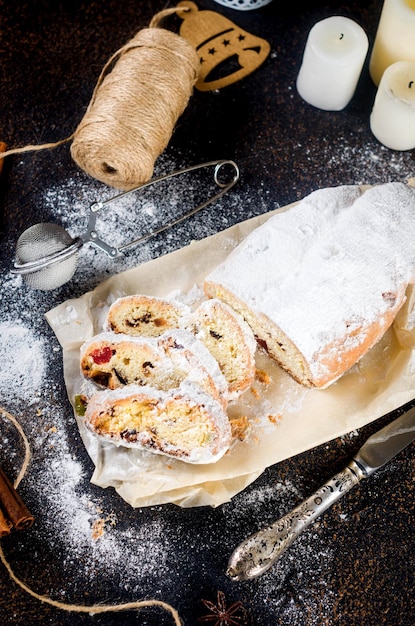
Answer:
296;16;369;111
370;60;415;150
369;0;415;87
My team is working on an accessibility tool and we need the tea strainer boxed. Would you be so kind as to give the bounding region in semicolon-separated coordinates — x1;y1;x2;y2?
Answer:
11;159;239;291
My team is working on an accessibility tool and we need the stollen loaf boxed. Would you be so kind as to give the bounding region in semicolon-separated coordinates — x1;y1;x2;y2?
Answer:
204;183;415;388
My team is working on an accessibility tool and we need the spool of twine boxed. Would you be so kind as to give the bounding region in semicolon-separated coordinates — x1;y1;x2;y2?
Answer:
71;10;200;190
0;7;200;191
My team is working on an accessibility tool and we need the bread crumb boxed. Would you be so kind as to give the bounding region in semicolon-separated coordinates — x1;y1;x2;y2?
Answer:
91;513;117;541
267;413;282;426
255;368;270;385
91;519;106;541
229;415;250;442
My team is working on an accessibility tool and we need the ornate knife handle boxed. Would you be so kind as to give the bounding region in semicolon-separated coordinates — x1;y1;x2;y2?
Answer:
226;460;365;582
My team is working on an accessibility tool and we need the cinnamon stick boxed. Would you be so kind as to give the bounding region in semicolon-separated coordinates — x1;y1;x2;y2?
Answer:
0;142;6;176
0;507;12;537
0;465;34;531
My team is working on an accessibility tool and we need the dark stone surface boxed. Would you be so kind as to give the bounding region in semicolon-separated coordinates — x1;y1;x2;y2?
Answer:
0;1;414;625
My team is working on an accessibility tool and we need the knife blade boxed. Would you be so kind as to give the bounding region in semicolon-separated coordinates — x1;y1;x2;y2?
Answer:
226;404;415;582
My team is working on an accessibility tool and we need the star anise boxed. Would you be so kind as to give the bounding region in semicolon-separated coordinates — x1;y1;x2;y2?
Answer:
199;590;248;626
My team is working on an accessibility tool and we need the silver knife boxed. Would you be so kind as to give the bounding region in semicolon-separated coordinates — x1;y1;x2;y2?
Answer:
226;404;415;582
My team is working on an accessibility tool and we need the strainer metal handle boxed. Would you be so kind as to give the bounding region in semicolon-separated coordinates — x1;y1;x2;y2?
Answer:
83;159;239;253
116;159;240;251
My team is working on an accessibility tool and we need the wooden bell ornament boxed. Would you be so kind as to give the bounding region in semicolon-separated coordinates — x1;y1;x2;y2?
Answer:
177;1;271;91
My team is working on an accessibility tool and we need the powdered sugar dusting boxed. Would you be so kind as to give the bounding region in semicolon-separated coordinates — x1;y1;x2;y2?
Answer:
0;322;46;405
325;140;414;184
37;441;171;586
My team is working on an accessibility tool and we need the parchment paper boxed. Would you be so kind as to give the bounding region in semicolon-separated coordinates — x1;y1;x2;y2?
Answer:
46;198;415;508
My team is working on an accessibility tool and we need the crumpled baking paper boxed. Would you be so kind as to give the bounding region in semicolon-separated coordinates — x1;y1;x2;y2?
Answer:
46;198;415;508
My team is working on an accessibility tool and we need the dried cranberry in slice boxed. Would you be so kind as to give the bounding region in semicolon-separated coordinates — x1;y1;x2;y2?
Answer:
91;346;113;364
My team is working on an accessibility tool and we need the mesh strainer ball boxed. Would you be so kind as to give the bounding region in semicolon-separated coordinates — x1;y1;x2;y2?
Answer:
15;223;80;290
212;0;272;9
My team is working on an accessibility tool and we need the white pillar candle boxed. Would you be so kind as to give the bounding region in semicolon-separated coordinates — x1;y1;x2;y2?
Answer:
370;60;415;150
296;16;369;111
369;0;415;87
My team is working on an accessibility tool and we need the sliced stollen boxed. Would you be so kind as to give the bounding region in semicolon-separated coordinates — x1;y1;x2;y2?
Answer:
204;183;415;389
106;292;257;400
105;294;189;337
84;381;232;464
157;328;229;406
80;330;229;406
184;298;257;400
80;332;166;390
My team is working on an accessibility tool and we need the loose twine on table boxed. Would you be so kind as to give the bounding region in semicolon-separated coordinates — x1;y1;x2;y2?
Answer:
0;406;182;625
0;6;200;191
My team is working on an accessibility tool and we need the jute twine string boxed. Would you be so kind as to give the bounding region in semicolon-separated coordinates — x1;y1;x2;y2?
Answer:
0;6;199;191
0;406;182;625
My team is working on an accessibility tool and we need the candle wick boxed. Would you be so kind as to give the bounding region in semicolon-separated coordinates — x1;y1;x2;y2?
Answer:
339;33;344;40
409;81;414;89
